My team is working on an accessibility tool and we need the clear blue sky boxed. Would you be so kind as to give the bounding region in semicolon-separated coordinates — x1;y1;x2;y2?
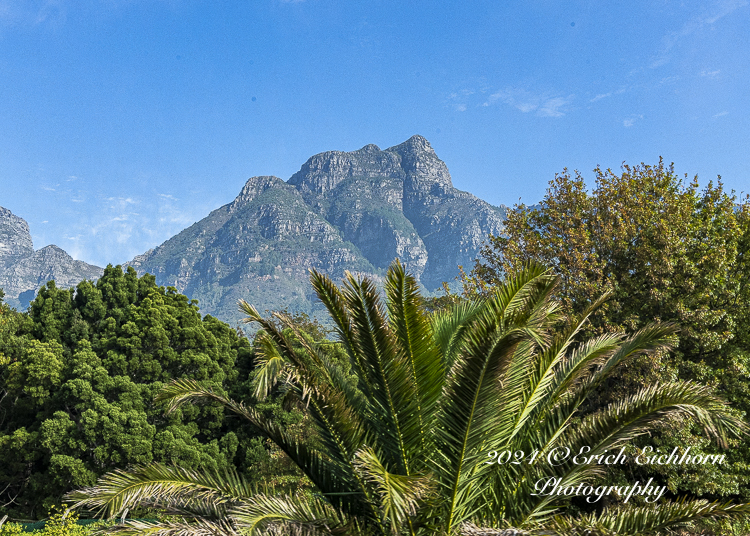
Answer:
1;0;748;267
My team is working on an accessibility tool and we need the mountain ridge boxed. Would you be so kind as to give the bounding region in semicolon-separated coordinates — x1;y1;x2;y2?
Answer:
2;136;506;325
125;135;506;325
0;207;103;309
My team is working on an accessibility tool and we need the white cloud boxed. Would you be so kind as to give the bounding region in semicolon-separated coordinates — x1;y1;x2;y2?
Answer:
591;87;630;102
448;87;476;112
650;1;748;68
623;114;644;127
713;111;729;117
705;0;748;24
485;87;573;117
700;69;721;78
659;76;680;85
106;196;137;208
537;97;570;118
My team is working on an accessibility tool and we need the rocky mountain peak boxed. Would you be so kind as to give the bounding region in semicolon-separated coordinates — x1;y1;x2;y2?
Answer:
0;206;34;259
286;134;455;199
386;134;435;156
356;143;381;153
386;134;453;193
35;244;72;259
0;206;103;310
288;145;404;196
230;176;286;210
2;136;506;323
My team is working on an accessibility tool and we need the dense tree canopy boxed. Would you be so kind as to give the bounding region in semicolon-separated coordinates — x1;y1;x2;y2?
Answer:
0;266;253;519
69;262;750;536
466;160;750;501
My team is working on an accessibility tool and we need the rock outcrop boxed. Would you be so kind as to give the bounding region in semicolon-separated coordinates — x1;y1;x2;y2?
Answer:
127;135;506;325
2;136;507;323
0;207;103;309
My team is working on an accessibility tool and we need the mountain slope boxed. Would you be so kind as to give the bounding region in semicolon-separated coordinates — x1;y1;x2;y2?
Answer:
0;207;103;309
127;135;506;325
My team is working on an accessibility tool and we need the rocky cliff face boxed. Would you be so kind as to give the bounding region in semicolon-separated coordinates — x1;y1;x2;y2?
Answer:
0;208;103;309
127;135;506;325
0;207;34;260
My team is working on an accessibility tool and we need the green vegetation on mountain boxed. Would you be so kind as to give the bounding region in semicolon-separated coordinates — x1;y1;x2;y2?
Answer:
0;207;103;310
466;159;750;502
126;136;506;326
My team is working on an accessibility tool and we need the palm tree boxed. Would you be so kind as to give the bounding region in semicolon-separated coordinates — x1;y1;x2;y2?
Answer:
67;261;750;535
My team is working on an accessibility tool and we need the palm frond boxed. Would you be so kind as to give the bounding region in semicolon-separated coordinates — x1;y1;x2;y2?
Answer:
230;493;364;536
434;265;557;533
548;498;750;536
341;272;415;475
154;380;366;510
385;260;444;470
91;518;241;536
431;298;485;372
64;463;251;519
253;331;289;400
309;269;375;402
353;446;434;534
575;323;679;397
567;381;746;454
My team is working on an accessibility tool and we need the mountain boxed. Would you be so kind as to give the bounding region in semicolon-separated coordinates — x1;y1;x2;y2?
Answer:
126;135;506;326
0;207;103;309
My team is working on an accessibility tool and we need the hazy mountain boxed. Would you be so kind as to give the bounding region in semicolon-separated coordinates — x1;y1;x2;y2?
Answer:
1;136;506;322
0;206;103;309
126;135;507;326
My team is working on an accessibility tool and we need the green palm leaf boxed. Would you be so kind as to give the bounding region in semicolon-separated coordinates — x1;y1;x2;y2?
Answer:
385;260;444;472
230;493;362;536
548;498;750;536
67;260;750;536
434;265;557;533
94;518;242;536
65;463;252;519
353;446;434;534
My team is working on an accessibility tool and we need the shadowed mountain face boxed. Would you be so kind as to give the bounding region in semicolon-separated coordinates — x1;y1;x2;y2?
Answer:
0;207;103;309
126;135;506;326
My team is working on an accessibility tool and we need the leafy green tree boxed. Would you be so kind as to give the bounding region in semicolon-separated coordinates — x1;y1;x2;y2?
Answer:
0;266;252;519
68;262;749;535
465;160;750;501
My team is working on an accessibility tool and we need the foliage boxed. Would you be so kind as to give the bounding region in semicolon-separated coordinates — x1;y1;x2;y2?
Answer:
67;261;750;535
0;505;109;536
235;308;345;494
465;160;750;502
0;266;252;519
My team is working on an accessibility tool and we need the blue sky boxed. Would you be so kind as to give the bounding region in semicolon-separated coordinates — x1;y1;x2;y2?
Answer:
1;0;748;267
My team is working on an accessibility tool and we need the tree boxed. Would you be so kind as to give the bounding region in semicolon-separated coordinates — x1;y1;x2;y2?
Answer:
0;266;252;519
68;261;749;535
465;160;750;502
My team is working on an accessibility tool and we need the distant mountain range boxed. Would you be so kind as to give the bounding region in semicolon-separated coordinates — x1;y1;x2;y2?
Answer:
0;207;102;310
1;135;506;325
